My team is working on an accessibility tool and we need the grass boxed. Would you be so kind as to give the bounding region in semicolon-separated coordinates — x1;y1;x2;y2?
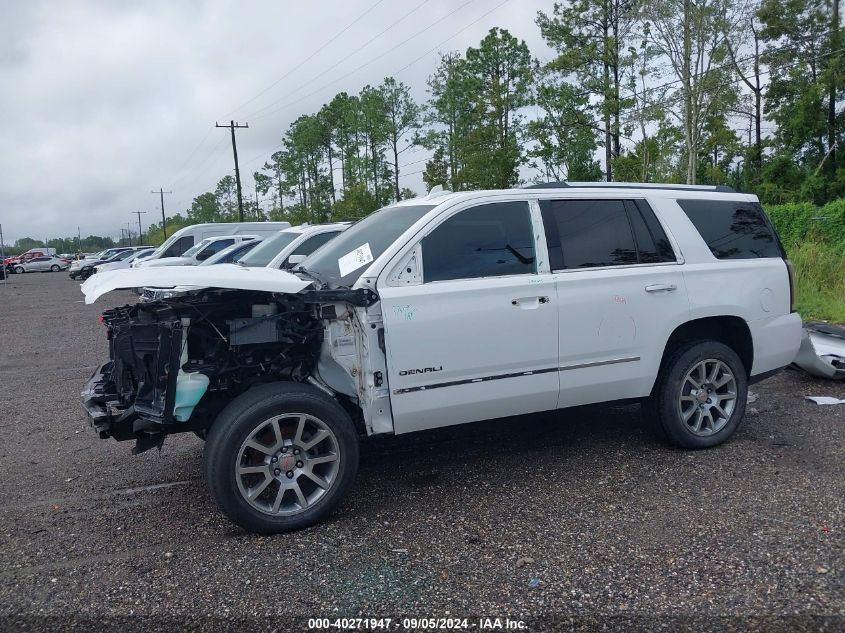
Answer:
785;239;845;323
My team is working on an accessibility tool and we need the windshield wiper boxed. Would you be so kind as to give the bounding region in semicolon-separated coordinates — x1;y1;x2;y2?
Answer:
294;266;327;288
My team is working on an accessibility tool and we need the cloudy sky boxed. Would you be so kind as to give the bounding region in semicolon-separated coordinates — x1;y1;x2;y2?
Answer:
0;0;557;244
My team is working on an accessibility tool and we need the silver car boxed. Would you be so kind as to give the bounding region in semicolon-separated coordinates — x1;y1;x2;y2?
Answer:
14;256;69;273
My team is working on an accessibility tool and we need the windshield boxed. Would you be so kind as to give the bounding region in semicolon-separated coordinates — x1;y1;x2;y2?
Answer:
182;239;211;258
237;231;300;267
302;204;435;286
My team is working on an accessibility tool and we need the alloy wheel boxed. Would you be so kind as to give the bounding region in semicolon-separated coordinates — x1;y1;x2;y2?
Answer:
677;359;737;436
235;413;340;516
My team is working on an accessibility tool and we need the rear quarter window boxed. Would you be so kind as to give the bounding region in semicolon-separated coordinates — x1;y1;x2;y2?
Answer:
678;199;784;259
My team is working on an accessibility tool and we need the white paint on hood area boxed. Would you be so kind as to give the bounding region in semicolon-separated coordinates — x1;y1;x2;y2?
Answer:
81;264;312;304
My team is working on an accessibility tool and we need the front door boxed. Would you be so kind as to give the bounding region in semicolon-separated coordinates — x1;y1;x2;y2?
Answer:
378;200;560;434
538;198;691;406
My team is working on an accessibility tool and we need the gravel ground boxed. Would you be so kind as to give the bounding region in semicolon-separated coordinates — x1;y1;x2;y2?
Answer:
0;272;842;632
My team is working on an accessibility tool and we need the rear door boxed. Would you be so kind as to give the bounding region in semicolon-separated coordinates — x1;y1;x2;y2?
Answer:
378;199;559;434
539;197;691;406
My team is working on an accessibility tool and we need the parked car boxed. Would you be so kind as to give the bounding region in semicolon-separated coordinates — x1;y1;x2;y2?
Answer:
4;248;59;273
136;235;258;268
242;223;351;270
74;248;148;281
13;255;70;273
81;183;802;533
69;248;136;278
94;248;156;274
136;222;291;267
139;239;261;302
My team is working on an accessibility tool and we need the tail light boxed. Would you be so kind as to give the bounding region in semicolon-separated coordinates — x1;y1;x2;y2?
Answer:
785;259;796;313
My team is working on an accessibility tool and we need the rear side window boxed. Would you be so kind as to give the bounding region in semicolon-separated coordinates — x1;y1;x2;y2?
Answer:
677;199;783;259
423;201;536;282
541;199;676;269
197;238;234;260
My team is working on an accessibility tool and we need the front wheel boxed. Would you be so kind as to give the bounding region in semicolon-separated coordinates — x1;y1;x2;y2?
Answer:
647;340;747;449
14;266;24;274
204;382;359;533
50;264;60;272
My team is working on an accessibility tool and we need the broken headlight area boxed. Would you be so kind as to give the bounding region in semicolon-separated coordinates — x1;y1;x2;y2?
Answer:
82;289;324;446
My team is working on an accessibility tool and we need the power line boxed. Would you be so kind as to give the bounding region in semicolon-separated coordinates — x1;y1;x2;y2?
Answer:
248;0;478;122
223;0;389;118
243;0;437;121
216;120;249;221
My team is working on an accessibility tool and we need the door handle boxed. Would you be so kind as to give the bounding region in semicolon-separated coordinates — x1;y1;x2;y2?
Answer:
511;296;550;308
645;283;677;293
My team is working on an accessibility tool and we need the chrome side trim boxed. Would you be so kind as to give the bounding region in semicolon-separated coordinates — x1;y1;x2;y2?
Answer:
559;356;640;371
392;356;641;395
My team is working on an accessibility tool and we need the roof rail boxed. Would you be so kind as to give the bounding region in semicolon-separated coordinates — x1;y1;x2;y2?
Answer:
525;181;736;193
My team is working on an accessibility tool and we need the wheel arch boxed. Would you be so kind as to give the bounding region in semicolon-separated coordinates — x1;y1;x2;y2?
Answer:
658;315;753;379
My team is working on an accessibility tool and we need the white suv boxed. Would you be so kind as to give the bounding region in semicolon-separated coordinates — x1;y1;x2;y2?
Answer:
81;183;801;533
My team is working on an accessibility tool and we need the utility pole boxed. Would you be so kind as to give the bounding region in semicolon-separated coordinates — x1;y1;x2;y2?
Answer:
255;191;261;220
0;224;7;288
151;189;172;239
131;211;147;244
126;223;133;247
216;120;248;221
77;226;81;258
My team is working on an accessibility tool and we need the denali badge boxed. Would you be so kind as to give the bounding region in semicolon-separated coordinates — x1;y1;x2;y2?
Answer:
399;366;443;376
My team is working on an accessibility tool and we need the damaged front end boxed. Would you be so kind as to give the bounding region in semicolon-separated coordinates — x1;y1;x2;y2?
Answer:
83;290;327;452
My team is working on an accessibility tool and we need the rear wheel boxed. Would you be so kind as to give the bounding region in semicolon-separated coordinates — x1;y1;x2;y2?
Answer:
647;340;747;449
204;382;359;533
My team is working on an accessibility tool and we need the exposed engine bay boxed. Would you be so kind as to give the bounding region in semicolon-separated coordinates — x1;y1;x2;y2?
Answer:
82;286;380;453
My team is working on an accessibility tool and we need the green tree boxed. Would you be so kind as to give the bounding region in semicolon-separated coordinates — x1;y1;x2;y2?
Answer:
188;191;221;223
528;72;602;181
378;77;420;200
462;28;533;189
537;0;638;181
643;0;740;184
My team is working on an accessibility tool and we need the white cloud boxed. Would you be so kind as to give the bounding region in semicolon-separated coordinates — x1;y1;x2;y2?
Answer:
0;0;553;244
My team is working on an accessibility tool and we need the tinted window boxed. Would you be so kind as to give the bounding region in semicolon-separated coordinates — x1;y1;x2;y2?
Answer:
163;236;194;258
33;257;49;262
306;204;435;287
423;202;535;282
290;231;341;257
541;199;637;269
628;200;676;263
238;231;300;267
678;199;784;259
196;239;234;260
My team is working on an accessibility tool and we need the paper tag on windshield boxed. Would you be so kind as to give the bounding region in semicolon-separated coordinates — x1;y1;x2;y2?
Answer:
337;243;374;277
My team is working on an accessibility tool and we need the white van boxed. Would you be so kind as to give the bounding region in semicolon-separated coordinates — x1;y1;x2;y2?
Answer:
136;222;290;268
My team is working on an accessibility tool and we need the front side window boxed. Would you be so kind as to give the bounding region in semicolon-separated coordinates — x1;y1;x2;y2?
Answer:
422;201;536;283
678;199;784;259
541;199;637;269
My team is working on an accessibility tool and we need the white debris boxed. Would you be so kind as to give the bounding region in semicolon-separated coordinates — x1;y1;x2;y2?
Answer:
804;396;845;405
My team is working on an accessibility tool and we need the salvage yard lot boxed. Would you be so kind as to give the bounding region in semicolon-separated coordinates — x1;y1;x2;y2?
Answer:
0;273;843;631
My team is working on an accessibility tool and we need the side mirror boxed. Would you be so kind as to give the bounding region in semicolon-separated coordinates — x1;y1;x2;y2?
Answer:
286;254;306;267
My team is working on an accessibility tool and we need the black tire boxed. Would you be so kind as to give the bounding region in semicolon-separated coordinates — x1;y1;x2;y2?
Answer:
14;266;24;274
204;382;359;534
647;340;747;449
50;264;60;272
